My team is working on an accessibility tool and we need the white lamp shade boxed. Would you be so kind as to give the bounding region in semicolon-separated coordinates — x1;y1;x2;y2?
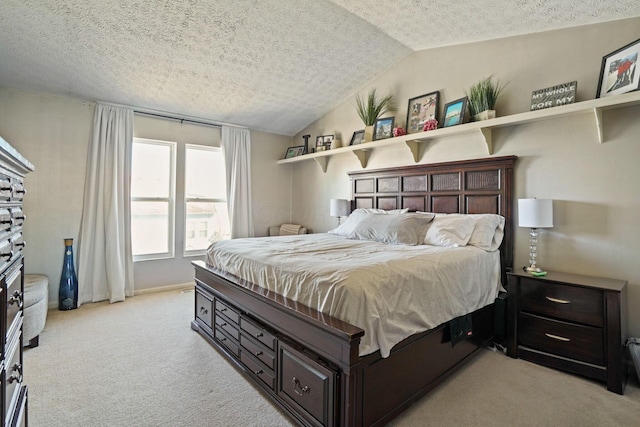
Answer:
330;199;350;217
518;198;553;228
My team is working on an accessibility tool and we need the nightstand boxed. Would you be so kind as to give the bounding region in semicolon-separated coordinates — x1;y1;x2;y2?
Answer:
507;269;627;394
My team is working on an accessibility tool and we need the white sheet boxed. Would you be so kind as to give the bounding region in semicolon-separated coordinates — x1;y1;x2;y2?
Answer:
206;233;501;357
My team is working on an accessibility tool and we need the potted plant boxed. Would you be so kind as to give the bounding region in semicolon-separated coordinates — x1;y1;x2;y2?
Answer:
355;89;397;142
465;75;507;121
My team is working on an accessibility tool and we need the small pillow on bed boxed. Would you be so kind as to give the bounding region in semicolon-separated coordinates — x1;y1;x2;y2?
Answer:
328;208;409;236
468;214;505;251
358;208;409;214
424;214;476;247
348;212;435;245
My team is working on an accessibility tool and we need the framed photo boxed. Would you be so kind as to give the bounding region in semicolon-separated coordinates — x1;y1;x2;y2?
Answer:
442;97;468;127
406;91;439;134
316;134;334;150
349;130;365;146
374;117;395;140
323;134;334;149
284;145;305;159
596;37;640;98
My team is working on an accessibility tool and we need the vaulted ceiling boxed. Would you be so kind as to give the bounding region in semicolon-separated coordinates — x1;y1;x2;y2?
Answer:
1;1;639;136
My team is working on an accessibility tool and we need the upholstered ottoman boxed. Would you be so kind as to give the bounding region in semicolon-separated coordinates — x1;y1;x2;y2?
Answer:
23;274;49;348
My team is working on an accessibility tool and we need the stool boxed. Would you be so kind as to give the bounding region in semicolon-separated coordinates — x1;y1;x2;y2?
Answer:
23;274;49;348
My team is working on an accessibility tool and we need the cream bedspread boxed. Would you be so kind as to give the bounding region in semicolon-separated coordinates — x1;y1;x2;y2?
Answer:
205;233;501;357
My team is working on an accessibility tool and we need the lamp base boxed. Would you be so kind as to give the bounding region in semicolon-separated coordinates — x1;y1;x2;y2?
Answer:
524;265;543;273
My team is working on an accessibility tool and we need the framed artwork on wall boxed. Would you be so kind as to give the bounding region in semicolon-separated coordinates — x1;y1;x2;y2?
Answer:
374;117;395;140
596;37;640;98
406;91;439;134
442;97;468;127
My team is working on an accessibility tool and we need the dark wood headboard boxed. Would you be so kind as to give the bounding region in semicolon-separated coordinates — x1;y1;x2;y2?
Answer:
348;155;517;277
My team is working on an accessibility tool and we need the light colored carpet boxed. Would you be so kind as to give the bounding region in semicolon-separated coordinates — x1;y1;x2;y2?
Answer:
25;288;639;427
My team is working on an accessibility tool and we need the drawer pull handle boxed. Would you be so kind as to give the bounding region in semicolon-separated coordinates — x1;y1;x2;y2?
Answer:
9;291;23;309
545;333;571;342
256;332;263;338
255;369;263;375
292;377;310;396
546;296;571;304
8;374;22;384
199;307;208;315
220;322;227;327
220;308;227;312
255;351;263;357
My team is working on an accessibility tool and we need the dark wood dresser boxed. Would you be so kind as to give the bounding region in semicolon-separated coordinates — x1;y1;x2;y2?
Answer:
0;137;33;426
507;269;627;394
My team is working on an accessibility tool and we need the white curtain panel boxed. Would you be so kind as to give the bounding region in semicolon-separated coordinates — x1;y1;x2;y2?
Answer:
77;103;134;306
222;126;254;238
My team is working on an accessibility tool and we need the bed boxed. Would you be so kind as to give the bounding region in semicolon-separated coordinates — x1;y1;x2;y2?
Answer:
191;155;517;426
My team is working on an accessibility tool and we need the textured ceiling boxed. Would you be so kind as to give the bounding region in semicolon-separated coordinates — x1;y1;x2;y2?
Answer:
0;1;639;136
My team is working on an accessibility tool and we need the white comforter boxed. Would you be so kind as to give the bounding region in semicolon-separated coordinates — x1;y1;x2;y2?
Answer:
206;233;501;357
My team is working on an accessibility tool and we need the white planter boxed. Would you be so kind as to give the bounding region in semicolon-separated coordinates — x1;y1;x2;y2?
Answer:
473;110;496;121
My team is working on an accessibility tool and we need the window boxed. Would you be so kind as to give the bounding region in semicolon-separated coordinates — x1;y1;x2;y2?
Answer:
131;140;228;260
131;139;176;260
184;144;230;255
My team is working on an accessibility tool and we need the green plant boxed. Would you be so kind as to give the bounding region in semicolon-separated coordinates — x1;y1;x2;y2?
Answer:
465;75;507;117
355;89;397;126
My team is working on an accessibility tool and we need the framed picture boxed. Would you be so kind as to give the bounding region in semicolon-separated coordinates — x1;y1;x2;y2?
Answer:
316;134;334;150
349;130;365;145
442;97;468;127
596;37;640;98
406;91;439;134
284;145;305;159
374;117;395;140
323;134;334;149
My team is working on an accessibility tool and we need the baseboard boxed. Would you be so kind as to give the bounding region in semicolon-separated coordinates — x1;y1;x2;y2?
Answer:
47;282;195;309
134;282;194;295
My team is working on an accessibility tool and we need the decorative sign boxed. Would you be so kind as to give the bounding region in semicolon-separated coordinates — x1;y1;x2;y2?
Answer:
530;81;577;111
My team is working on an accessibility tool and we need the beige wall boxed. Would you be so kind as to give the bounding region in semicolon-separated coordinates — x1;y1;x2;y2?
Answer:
0;87;292;302
291;17;640;337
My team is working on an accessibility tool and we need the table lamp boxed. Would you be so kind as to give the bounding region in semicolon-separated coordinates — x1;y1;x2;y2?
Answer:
330;199;350;225
518;198;553;273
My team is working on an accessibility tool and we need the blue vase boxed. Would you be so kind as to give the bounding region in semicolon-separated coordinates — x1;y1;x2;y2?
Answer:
59;238;78;310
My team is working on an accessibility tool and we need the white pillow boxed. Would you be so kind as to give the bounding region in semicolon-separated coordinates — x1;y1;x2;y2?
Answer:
328;209;369;236
467;214;505;251
349;212;435;245
424;214;476;247
328;208;409;236
358;208;409;214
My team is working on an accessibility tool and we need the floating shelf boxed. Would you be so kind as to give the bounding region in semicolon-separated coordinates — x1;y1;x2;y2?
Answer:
277;91;640;172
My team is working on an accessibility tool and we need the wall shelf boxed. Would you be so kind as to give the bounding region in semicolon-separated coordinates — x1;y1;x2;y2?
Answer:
277;91;640;172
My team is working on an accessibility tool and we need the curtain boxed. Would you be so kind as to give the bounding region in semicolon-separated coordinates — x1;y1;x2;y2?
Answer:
77;103;134;306
221;126;254;238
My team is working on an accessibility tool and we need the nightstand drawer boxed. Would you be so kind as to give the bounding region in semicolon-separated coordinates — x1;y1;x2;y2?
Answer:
520;278;603;327
519;313;604;365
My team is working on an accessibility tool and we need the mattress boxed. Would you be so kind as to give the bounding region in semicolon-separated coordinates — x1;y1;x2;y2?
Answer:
206;233;501;357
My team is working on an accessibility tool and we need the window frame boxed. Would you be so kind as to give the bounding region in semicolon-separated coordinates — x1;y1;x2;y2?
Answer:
131;138;177;262
183;144;228;257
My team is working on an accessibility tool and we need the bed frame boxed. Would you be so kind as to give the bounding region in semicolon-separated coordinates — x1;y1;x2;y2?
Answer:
191;155;517;426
